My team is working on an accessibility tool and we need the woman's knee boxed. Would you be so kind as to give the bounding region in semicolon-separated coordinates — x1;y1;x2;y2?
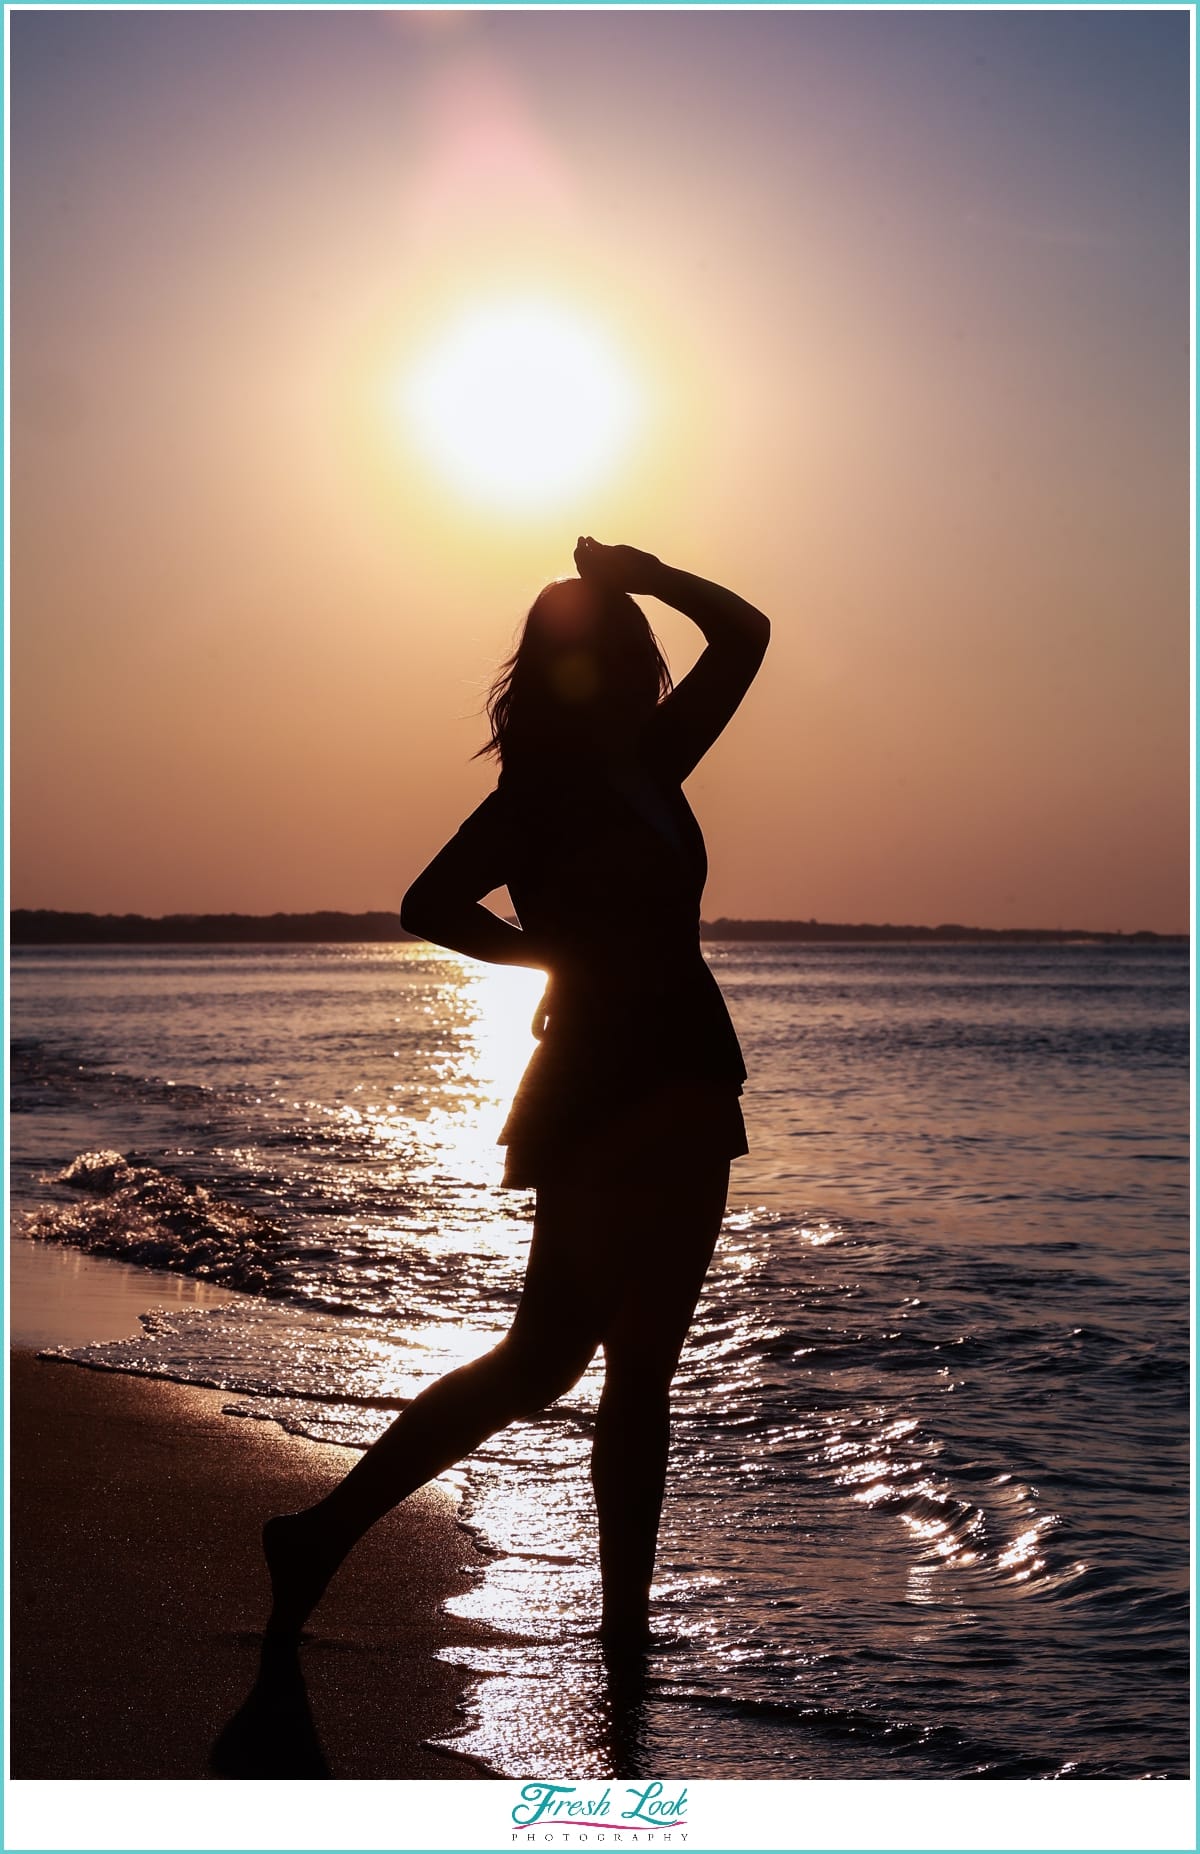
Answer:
600;1345;680;1407
492;1332;596;1417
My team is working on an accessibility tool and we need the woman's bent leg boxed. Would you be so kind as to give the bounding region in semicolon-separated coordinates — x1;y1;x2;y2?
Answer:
265;1186;625;1636
265;1335;590;1633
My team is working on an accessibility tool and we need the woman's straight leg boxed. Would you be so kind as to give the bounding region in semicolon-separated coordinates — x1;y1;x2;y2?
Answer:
589;1145;731;1646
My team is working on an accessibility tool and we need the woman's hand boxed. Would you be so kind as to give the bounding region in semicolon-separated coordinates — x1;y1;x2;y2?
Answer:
530;976;554;1041
574;535;662;595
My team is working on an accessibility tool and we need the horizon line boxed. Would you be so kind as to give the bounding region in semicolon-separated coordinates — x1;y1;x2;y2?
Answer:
8;907;1189;944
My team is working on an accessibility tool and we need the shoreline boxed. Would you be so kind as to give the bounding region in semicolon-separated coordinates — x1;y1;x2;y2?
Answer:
8;1229;244;1350
9;1345;500;1779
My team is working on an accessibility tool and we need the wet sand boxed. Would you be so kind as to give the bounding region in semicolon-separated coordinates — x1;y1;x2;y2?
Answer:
9;1349;497;1779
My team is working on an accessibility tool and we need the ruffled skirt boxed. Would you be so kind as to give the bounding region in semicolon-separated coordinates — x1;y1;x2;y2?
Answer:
498;1052;748;1190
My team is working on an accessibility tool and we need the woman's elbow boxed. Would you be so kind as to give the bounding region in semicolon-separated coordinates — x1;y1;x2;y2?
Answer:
400;880;438;939
744;610;771;661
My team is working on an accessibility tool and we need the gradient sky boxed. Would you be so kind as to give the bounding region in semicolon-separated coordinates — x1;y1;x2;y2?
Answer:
10;7;1191;930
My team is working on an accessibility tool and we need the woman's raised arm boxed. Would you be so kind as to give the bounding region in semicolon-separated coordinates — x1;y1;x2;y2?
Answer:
574;537;770;782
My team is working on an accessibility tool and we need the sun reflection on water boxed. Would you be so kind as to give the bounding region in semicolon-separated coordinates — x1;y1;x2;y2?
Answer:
367;957;545;1189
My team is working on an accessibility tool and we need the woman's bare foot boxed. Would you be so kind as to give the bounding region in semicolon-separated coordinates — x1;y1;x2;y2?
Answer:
599;1607;652;1659
262;1512;341;1638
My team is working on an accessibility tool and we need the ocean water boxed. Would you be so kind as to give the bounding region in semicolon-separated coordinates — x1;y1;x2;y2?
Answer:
9;941;1190;1779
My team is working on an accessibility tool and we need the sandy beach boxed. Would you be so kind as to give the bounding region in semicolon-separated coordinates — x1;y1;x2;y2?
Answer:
9;1344;497;1779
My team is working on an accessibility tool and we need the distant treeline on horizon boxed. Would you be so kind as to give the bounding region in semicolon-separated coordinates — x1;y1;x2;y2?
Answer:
9;910;1185;946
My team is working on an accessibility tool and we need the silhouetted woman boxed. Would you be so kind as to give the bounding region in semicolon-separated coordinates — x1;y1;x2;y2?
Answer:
264;537;769;1652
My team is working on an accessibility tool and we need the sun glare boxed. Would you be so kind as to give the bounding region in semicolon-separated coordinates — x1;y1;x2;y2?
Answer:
400;297;640;513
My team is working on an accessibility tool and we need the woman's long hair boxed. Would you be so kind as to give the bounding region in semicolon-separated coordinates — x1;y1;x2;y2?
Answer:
478;577;672;770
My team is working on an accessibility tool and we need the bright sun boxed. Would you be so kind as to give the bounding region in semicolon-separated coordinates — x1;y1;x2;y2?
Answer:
400;297;640;513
